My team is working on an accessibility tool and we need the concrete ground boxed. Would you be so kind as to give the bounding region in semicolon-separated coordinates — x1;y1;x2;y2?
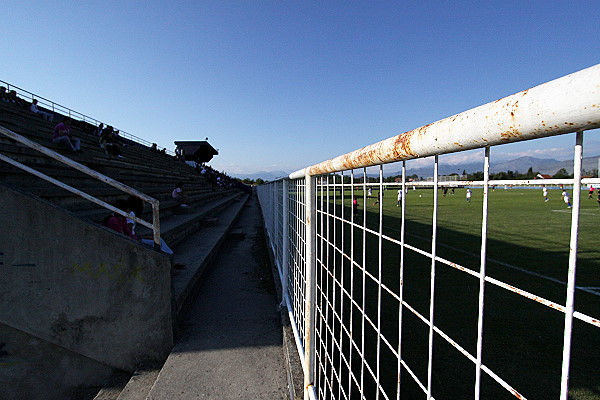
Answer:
146;194;289;399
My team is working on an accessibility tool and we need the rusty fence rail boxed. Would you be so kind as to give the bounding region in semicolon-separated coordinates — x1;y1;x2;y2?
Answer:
257;64;600;400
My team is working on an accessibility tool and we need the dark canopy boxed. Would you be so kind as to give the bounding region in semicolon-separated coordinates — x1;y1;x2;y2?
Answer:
174;141;218;163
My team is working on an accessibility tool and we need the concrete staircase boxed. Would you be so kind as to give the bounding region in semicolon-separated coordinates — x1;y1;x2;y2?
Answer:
0;100;252;399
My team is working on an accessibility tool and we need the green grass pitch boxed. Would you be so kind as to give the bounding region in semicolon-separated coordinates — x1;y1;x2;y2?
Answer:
314;186;599;399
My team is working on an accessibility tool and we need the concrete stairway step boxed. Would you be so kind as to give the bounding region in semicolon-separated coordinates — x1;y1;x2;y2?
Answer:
110;193;250;400
115;363;163;400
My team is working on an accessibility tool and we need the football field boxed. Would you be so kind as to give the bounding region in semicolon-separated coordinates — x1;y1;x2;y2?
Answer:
316;186;599;399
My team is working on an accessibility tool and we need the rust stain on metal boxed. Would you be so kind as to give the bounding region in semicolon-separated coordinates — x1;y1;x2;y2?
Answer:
500;128;522;141
392;130;418;159
504;283;564;312
449;262;471;274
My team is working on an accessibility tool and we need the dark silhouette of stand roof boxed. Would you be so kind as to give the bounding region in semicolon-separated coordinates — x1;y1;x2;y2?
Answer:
174;141;218;163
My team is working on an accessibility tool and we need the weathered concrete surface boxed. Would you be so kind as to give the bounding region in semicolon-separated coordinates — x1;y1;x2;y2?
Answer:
146;194;289;399
0;184;173;377
0;322;115;400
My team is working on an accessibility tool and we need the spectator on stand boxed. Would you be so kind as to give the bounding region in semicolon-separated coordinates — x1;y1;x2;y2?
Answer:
175;146;185;161
125;196;174;255
93;123;104;137
102;199;138;240
172;182;189;207
7;90;25;107
30;99;53;121
150;143;159;153
100;126;124;157
113;130;127;146
52;118;81;153
0;87;10;102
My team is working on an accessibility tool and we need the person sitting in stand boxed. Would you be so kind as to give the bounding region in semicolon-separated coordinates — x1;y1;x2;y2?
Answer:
113;129;127;146
30;99;53;121
150;143;159;153
125;195;174;255
172;181;189;207
102;199;138;240
0;87;10;102
100;126;124;157
93;123;104;137
6;90;25;107
52;118;81;153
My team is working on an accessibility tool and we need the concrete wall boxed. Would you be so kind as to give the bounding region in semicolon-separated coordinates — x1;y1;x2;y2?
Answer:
0;322;116;400
0;184;173;376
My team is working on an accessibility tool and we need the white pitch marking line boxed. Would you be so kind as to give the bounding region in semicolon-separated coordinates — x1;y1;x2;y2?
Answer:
386;226;600;298
552;209;600;216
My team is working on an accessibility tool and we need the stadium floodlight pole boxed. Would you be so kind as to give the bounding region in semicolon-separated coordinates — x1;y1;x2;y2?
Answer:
560;130;584;400
475;146;491;400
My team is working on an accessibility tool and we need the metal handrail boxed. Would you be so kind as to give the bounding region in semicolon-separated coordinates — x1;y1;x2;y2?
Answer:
0;79;174;155
0;125;161;248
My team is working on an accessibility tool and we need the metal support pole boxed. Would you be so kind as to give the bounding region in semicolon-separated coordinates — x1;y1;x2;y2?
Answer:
151;201;161;249
475;147;491;399
396;160;407;400
376;165;384;400
304;173;317;400
282;180;290;305
559;131;584;400
427;156;439;399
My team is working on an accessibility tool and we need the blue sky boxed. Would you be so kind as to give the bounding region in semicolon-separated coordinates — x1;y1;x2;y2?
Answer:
2;1;599;178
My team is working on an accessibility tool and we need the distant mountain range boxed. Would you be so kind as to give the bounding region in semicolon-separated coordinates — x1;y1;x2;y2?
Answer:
231;156;600;181
385;156;600;179
231;170;289;181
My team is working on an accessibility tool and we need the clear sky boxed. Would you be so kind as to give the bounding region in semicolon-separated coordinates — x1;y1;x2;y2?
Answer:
2;1;599;178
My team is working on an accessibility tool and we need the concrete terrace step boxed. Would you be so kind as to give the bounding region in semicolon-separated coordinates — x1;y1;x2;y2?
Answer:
137;191;245;249
94;193;252;400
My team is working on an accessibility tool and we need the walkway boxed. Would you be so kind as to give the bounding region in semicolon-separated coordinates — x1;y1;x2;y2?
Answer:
146;194;289;399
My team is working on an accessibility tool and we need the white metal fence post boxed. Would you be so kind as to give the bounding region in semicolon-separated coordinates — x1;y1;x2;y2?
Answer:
560;130;584;400
396;160;407;400
304;173;317;400
427;156;440;399
475;147;491;399
282;180;290;305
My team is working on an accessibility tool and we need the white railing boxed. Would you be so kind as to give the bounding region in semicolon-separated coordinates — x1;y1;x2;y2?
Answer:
257;64;600;400
0;125;161;248
0;79;174;155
